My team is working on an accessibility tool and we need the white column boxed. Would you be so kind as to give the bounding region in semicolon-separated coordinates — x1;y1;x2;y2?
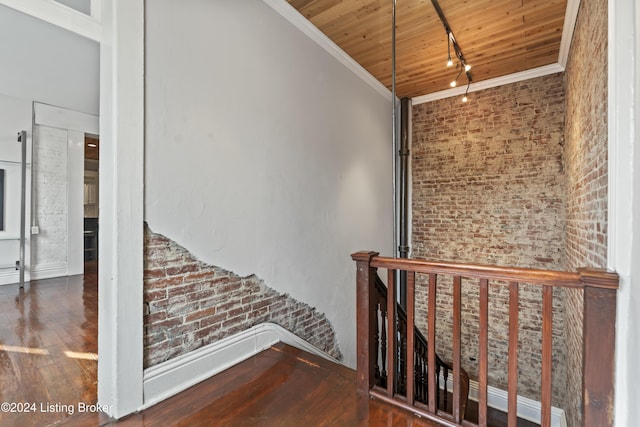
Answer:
98;0;144;418
609;0;639;425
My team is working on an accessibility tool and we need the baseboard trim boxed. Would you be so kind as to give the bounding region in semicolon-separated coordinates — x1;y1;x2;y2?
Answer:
141;322;338;410
440;374;567;427
0;262;67;285
0;269;30;286
141;322;566;427
30;262;68;280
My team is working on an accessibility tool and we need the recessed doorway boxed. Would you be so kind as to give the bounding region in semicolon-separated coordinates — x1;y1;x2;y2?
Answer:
84;135;99;274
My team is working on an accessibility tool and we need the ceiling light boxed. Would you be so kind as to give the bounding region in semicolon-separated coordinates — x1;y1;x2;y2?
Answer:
432;0;474;94
462;79;471;103
450;67;462;88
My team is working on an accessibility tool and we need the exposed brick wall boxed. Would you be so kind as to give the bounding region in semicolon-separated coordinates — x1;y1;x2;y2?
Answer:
411;74;567;405
563;0;608;425
143;225;342;368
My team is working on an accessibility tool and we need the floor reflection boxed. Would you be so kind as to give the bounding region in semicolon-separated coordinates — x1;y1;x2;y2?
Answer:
0;271;98;427
358;393;443;427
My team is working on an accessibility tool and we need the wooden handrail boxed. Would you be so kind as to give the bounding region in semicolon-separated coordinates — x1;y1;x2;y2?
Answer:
352;251;619;427
369;255;618;289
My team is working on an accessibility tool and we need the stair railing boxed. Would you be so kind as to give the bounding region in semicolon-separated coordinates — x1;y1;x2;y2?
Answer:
371;273;469;417
352;251;619;427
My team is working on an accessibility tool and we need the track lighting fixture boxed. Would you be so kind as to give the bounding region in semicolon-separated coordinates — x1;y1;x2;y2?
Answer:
450;66;462;87
431;0;473;102
462;79;471;103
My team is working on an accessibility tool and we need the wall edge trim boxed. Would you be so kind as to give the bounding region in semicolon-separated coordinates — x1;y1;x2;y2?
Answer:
557;0;581;68
29;262;68;280
34;102;99;134
0;0;101;42
439;374;567;427
0;271;30;286
141;319;565;426
261;0;391;100
141;322;339;411
412;63;565;105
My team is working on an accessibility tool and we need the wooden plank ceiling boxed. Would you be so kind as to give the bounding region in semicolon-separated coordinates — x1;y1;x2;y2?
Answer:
287;0;567;98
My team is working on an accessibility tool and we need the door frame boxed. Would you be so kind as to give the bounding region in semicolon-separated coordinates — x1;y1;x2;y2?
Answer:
32;102;99;279
0;0;145;418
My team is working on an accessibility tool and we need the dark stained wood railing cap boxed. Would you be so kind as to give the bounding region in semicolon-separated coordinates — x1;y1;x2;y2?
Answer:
351;252;620;291
578;268;620;290
351;251;380;263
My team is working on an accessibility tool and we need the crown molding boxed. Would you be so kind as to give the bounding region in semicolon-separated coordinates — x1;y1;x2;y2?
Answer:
34;102;99;134
558;0;581;68
411;63;565;105
265;0;578;106
262;0;392;101
0;0;101;41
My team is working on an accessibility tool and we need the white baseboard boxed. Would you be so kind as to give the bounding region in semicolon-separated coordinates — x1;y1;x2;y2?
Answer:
0;269;30;286
30;262;68;280
140;322;566;427
0;263;77;285
440;373;567;427
141;322;339;410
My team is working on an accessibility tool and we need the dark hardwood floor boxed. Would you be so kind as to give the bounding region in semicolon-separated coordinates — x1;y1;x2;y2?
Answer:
0;264;537;427
0;267;98;427
69;342;444;427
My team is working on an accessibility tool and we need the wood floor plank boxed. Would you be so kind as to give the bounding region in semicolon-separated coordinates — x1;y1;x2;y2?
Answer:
2;265;536;427
0;272;98;427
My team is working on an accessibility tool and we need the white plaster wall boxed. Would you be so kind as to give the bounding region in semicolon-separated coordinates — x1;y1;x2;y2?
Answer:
145;0;394;367
0;4;99;115
0;4;99;282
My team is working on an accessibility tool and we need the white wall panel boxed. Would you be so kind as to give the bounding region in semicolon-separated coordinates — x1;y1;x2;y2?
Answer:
145;0;394;368
0;4;99;115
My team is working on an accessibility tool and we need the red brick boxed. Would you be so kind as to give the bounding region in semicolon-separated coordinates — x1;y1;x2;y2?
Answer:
143;227;343;369
412;73;567;406
185;306;217;323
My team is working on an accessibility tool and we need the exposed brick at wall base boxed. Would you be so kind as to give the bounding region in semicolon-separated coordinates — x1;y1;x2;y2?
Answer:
563;0;608;425
411;74;567;405
143;226;342;368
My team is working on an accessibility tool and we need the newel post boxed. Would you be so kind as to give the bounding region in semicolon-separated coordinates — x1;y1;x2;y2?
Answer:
352;251;379;395
579;268;619;427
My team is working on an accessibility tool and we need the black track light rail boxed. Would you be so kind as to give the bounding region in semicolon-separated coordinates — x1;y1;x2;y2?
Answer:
430;0;473;93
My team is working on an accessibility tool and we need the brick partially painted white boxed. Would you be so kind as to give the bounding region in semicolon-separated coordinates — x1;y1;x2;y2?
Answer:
32;125;68;274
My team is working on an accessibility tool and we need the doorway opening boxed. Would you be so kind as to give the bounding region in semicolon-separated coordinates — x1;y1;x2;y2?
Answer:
84;135;99;274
